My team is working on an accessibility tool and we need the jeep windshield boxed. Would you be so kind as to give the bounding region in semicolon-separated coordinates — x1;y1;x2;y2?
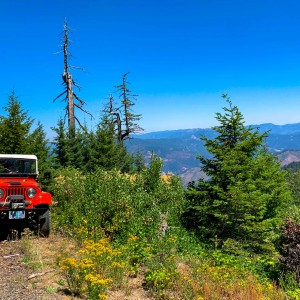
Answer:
0;157;37;176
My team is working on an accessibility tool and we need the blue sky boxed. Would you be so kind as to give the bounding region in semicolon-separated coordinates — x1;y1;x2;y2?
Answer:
1;0;300;135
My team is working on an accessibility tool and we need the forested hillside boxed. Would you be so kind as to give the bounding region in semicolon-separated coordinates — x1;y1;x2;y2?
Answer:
126;122;300;185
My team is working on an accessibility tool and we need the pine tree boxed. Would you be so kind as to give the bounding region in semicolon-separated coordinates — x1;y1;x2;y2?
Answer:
286;170;300;207
80;129;95;172
184;95;291;252
0;90;51;173
65;127;85;169
52;119;90;170
0;89;34;154
91;115;133;172
132;152;146;173
27;121;51;173
51;118;69;167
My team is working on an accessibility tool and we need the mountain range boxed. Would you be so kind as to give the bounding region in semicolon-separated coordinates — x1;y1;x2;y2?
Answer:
125;122;300;185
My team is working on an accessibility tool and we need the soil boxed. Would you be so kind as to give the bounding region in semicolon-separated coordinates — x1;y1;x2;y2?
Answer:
0;234;71;300
0;233;153;300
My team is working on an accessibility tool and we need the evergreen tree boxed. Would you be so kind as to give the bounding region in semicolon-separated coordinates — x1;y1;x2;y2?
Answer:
51;118;69;168
52;119;87;170
142;153;163;192
132;151;146;173
286;170;300;207
184;95;291;252
27;121;51;173
0;90;33;153
65;127;85;169
81;129;95;172
91;115;133;172
0;90;51;173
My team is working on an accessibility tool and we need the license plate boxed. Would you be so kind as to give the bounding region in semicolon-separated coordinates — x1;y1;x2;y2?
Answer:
9;210;25;220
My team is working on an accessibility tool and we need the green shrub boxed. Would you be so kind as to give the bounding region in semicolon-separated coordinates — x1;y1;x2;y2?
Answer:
51;165;185;244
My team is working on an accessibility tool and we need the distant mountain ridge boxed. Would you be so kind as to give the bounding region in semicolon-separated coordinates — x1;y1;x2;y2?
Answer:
254;122;300;135
134;122;300;140
133;128;217;140
127;122;300;185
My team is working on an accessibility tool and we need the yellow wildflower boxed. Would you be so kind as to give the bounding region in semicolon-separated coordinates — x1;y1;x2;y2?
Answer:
111;261;126;268
85;274;112;287
128;234;139;242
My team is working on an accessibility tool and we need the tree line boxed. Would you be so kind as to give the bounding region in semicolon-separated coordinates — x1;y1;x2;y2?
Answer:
0;85;145;175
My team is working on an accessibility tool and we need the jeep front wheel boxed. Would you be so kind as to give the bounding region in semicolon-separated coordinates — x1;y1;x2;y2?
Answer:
38;209;50;237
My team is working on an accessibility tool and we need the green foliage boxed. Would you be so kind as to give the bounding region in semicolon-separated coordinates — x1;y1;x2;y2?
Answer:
279;271;300;299
144;263;178;293
27;121;51;173
51;120;86;169
51;118;69;168
183;95;291;252
51;163;185;243
65;127;86;169
0;89;34;153
286;170;300;206
0;90;51;172
142;153;163;192
90;116;133;172
132;151;146;173
51;115;134;173
50;155;291;299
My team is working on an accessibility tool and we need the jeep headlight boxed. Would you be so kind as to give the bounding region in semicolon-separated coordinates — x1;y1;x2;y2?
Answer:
0;189;4;199
26;188;37;198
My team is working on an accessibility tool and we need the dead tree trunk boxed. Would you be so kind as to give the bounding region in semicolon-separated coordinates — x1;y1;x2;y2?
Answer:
62;21;75;130
54;19;92;134
62;72;75;130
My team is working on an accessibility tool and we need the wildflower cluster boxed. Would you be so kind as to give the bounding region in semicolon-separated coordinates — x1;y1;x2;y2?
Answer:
168;260;286;300
59;238;127;298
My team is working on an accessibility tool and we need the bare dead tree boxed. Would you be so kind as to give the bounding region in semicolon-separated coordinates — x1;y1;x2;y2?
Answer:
113;72;143;141
54;19;92;132
103;94;122;141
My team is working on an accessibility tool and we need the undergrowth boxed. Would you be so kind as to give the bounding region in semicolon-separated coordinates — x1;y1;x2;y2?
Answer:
48;164;299;299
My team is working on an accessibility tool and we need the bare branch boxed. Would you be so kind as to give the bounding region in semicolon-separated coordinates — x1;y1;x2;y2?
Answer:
53;90;67;102
74;102;94;119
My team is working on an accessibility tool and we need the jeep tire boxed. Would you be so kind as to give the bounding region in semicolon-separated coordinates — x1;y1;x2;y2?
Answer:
38;209;50;237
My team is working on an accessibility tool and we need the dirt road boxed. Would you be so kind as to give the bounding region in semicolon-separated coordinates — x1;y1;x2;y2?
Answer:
0;234;152;300
0;235;71;300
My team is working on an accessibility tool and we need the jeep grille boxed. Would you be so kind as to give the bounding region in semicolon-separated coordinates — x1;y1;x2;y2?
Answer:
5;187;26;197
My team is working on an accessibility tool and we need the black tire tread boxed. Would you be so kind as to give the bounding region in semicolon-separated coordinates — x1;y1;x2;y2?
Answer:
39;209;50;237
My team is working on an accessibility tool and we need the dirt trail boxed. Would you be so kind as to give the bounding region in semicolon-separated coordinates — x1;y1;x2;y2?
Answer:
0;235;70;300
0;235;152;300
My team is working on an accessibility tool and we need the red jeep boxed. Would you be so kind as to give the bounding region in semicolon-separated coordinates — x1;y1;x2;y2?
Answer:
0;154;52;237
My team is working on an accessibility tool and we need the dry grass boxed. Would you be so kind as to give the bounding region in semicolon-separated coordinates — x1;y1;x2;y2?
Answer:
19;233;153;299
